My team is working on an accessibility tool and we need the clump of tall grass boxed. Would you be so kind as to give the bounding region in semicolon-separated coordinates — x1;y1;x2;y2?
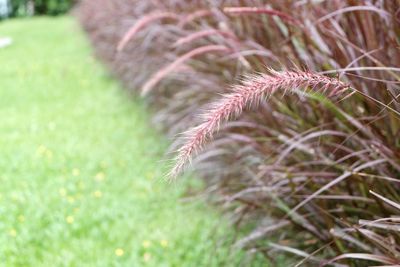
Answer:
77;0;400;265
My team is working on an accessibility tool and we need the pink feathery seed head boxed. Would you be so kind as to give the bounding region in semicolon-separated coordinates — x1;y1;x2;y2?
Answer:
172;29;238;48
222;7;301;26
117;12;180;52
168;69;350;178
179;9;214;27
141;45;230;96
178;7;300;28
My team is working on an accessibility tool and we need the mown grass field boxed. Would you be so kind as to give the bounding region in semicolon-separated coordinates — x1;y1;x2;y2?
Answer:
0;17;264;266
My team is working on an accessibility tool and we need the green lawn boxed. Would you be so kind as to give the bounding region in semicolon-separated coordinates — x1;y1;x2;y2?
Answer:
0;17;263;266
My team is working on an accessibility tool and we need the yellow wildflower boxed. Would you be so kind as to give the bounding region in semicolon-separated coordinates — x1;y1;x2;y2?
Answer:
93;190;102;198
66;216;74;224
160;240;168;247
142;240;151;248
115;248;124;257
72;168;80;176
143;252;151;262
94;172;105;182
59;188;67;197
9;229;17;237
18;215;25;223
67;196;75;203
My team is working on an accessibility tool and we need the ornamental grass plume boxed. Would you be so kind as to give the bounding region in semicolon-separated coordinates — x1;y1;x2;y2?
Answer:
170;69;350;177
141;45;230;96
117;11;180;52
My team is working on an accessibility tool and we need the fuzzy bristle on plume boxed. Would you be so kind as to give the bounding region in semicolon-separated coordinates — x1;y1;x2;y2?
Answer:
168;69;350;178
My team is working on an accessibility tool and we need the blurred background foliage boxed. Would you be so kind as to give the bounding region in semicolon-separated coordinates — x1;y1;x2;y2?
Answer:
1;0;74;18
